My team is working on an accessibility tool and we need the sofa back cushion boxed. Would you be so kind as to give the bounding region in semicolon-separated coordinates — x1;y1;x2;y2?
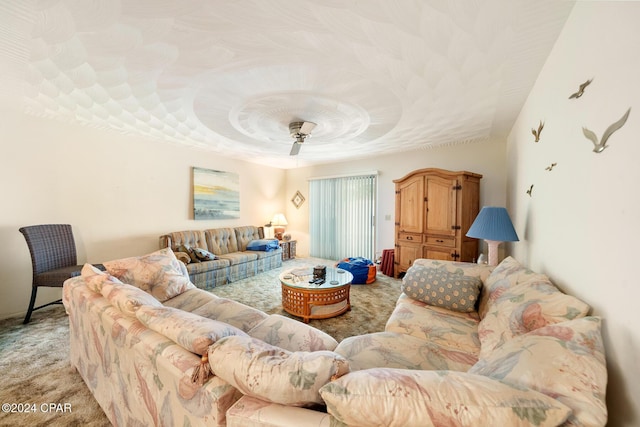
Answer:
101;282;162;317
477;279;591;358
478;256;549;319
234;226;262;251
191;297;268;332
104;248;195;302
247;314;339;351
81;263;123;293
469;317;607;427
205;228;238;254
136;305;249;355
319;368;572;427
161;230;208;252
208;335;350;406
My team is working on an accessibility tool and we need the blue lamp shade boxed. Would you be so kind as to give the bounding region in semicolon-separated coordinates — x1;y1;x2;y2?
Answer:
466;207;519;242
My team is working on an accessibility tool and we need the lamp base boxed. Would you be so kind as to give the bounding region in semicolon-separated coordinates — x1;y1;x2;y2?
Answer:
274;227;285;240
485;240;503;266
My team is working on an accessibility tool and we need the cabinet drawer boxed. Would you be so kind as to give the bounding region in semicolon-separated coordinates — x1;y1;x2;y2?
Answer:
398;233;422;243
426;236;455;247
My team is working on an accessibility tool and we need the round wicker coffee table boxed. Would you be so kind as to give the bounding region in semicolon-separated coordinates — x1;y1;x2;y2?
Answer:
279;267;353;323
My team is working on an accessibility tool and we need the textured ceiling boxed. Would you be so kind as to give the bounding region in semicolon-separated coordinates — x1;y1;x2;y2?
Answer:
0;1;575;169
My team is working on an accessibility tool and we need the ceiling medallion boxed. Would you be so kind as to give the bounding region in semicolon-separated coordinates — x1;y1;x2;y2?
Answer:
228;91;371;145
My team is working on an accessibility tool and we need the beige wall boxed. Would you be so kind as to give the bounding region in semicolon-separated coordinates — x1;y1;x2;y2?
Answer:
284;138;507;259
507;3;640;425
0;109;286;320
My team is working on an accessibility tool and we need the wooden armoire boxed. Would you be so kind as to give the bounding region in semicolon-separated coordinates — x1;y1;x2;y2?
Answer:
393;168;482;278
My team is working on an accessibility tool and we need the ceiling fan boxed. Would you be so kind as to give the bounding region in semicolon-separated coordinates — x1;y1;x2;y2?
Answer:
289;121;316;156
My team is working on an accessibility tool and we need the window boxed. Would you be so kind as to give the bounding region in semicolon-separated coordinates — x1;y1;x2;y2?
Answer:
309;173;377;261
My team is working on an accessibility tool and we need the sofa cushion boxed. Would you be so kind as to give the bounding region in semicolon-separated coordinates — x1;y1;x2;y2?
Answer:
184;258;230;275
469;317;607;427
104;248;195;302
208;335;349;406
81;263;122;293
402;264;481;312
319;368;571;427
101;282;162;316
479;256;548;318
335;332;478;372
477;279;591;358
191;297;268;332
217;251;258;266
385;302;480;354
136;305;248;355
248;314;339;351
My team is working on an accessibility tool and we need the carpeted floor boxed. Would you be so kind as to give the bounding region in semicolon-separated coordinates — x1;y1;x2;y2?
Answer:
0;257;401;426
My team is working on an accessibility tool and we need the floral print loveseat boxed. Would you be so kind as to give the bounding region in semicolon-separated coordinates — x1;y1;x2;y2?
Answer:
63;248;608;426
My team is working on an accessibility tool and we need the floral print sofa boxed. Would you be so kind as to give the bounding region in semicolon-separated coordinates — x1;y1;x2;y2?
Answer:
63;248;608;427
62;247;343;426
159;225;282;289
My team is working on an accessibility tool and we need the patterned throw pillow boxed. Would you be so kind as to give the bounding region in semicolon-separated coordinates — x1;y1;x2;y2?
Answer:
469;317;608;427
208;335;350;406
104;248;195;302
192;247;217;261
319;368;571;427
402;265;481;312
177;244;200;263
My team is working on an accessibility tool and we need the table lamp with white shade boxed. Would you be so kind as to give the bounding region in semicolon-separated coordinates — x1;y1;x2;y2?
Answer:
466;207;519;266
271;213;288;240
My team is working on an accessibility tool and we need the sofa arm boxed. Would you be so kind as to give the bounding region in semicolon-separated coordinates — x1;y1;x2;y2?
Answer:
411;259;494;282
159;234;172;249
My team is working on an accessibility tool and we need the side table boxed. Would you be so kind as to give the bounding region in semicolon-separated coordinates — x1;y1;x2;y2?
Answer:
279;240;297;261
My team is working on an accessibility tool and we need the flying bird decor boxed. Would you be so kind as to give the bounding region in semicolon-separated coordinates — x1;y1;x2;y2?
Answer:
569;78;593;99
526;184;534;197
545;162;557;171
582;108;631;153
531;120;544;142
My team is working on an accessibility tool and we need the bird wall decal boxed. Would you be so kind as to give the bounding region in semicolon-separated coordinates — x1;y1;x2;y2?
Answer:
545;162;557;171
526;184;534;197
569;78;593;99
531;120;544;142
582;108;631;153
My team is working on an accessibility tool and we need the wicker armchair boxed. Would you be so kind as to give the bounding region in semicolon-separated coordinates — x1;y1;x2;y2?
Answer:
19;224;84;324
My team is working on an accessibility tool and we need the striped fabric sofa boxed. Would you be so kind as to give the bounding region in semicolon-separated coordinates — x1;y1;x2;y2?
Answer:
159;226;282;289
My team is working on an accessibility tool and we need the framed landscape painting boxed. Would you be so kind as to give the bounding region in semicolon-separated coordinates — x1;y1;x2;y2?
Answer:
193;167;240;220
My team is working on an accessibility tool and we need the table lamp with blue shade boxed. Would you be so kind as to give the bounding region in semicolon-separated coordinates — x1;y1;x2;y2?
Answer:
466;207;519;266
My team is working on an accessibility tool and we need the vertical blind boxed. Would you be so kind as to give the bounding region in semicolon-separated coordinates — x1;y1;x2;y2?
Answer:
309;173;377;261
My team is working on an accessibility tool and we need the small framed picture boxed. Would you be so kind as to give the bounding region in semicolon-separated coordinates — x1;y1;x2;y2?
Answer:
291;190;305;209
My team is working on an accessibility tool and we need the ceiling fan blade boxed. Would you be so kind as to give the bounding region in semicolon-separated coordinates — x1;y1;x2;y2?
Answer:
299;121;316;135
290;142;301;156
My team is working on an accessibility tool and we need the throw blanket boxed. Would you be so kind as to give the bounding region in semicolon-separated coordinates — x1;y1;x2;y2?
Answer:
246;239;280;252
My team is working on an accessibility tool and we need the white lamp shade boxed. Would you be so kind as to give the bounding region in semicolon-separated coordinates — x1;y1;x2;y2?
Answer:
271;213;288;226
